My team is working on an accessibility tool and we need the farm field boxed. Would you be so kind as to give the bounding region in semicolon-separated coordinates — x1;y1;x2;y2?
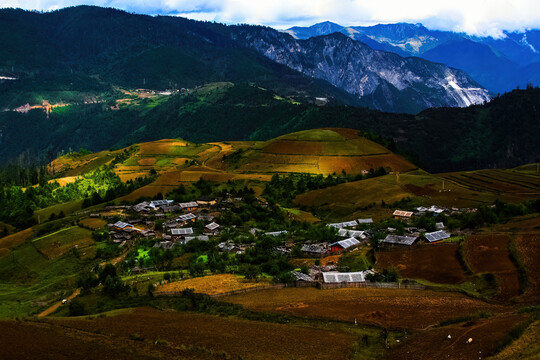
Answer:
437;168;540;204
514;233;540;302
79;218;107;229
375;244;468;284
386;313;531;360
0;227;34;255
33;226;94;260
0;241;82;317
155;274;267;296
44;307;358;360
489;319;540;360
225;287;506;329
464;234;521;300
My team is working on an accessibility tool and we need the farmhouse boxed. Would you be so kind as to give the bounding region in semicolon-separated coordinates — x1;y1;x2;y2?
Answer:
382;234;418;246
198;214;215;222
184;235;210;242
179;201;199;211
357;218;373;224
217;241;244;254
177;213;197;225
425;230;451;243
322;271;366;283
393;210;413;219
291;271;315;282
265;230;288;237
328;220;358;229
338;229;366;239
171;228;194;238
111;221;134;231
301;244;327;257
205;222;220;231
330;237;360;253
153;241;175;250
197;196;216;205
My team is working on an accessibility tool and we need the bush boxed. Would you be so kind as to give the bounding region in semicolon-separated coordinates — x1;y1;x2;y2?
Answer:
68;300;86;316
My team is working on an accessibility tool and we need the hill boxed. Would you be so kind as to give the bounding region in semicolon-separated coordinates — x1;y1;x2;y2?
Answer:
2;84;540;172
0;6;494;115
295;165;540;219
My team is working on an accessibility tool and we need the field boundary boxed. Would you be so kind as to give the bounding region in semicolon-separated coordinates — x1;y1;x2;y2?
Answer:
155;281;425;298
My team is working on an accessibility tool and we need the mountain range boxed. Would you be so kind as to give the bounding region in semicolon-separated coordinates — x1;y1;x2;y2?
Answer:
0;6;488;114
285;21;540;93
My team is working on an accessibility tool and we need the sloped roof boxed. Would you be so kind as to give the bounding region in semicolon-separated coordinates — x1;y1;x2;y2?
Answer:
265;230;288;236
185;235;210;242
113;221;133;229
205;222;220;231
382;234;418;245
150;200;172;207
328;220;358;229
171;228;193;235
301;244;325;253
338;229;365;238
179;201;199;208
292;271;314;282
330;237;360;249
323;271;365;283
177;213;196;222
425;230;450;242
357;218;373;224
393;210;413;217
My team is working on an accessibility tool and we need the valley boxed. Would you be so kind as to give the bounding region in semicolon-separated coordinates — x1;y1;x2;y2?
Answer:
1;4;540;360
0;128;539;359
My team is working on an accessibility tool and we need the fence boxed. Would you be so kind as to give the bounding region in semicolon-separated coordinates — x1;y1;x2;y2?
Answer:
318;281;425;290
155;280;424;298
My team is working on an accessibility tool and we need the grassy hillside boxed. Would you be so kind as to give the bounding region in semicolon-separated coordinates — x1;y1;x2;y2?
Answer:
295;167;540;219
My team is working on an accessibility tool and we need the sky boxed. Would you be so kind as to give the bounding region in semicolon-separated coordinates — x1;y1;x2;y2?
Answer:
1;0;539;37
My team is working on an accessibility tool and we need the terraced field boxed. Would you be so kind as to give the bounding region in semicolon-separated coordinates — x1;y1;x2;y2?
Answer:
464;234;520;300
28;307;358;360
375;244;468;284
514;233;540;302
225;287;506;329
230;129;416;175
437;168;540;203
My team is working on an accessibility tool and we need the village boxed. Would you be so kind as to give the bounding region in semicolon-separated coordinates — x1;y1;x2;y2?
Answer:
88;192;475;288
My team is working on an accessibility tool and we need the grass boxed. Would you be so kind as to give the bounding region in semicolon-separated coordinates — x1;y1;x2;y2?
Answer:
437;311;493;327
0;241;86;317
33;226;94;260
33;200;83;222
155;274;267;296
508;235;529;295
337;248;372;272
137;248;150;261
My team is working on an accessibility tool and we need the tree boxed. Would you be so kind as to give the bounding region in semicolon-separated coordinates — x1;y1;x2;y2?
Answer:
103;275;125;298
99;263;117;284
68;300;86;316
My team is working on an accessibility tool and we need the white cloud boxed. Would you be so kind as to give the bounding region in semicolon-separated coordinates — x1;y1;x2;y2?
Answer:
2;0;540;37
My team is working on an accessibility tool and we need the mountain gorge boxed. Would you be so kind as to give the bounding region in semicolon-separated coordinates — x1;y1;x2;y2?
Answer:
0;6;489;114
286;21;540;93
233;27;490;113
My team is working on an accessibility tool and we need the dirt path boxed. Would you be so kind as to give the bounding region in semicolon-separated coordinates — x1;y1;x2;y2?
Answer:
37;288;80;317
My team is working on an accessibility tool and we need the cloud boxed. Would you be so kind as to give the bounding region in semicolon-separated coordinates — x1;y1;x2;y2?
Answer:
2;0;540;37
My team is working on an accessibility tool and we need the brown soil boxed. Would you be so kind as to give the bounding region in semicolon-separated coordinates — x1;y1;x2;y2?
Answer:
514;233;540;302
376;244;468;284
465;234;520;300
225;287;506;329
49;307;356;360
387;313;530;360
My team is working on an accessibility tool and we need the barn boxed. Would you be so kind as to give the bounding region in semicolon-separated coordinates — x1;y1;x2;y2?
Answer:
330;237;360;253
